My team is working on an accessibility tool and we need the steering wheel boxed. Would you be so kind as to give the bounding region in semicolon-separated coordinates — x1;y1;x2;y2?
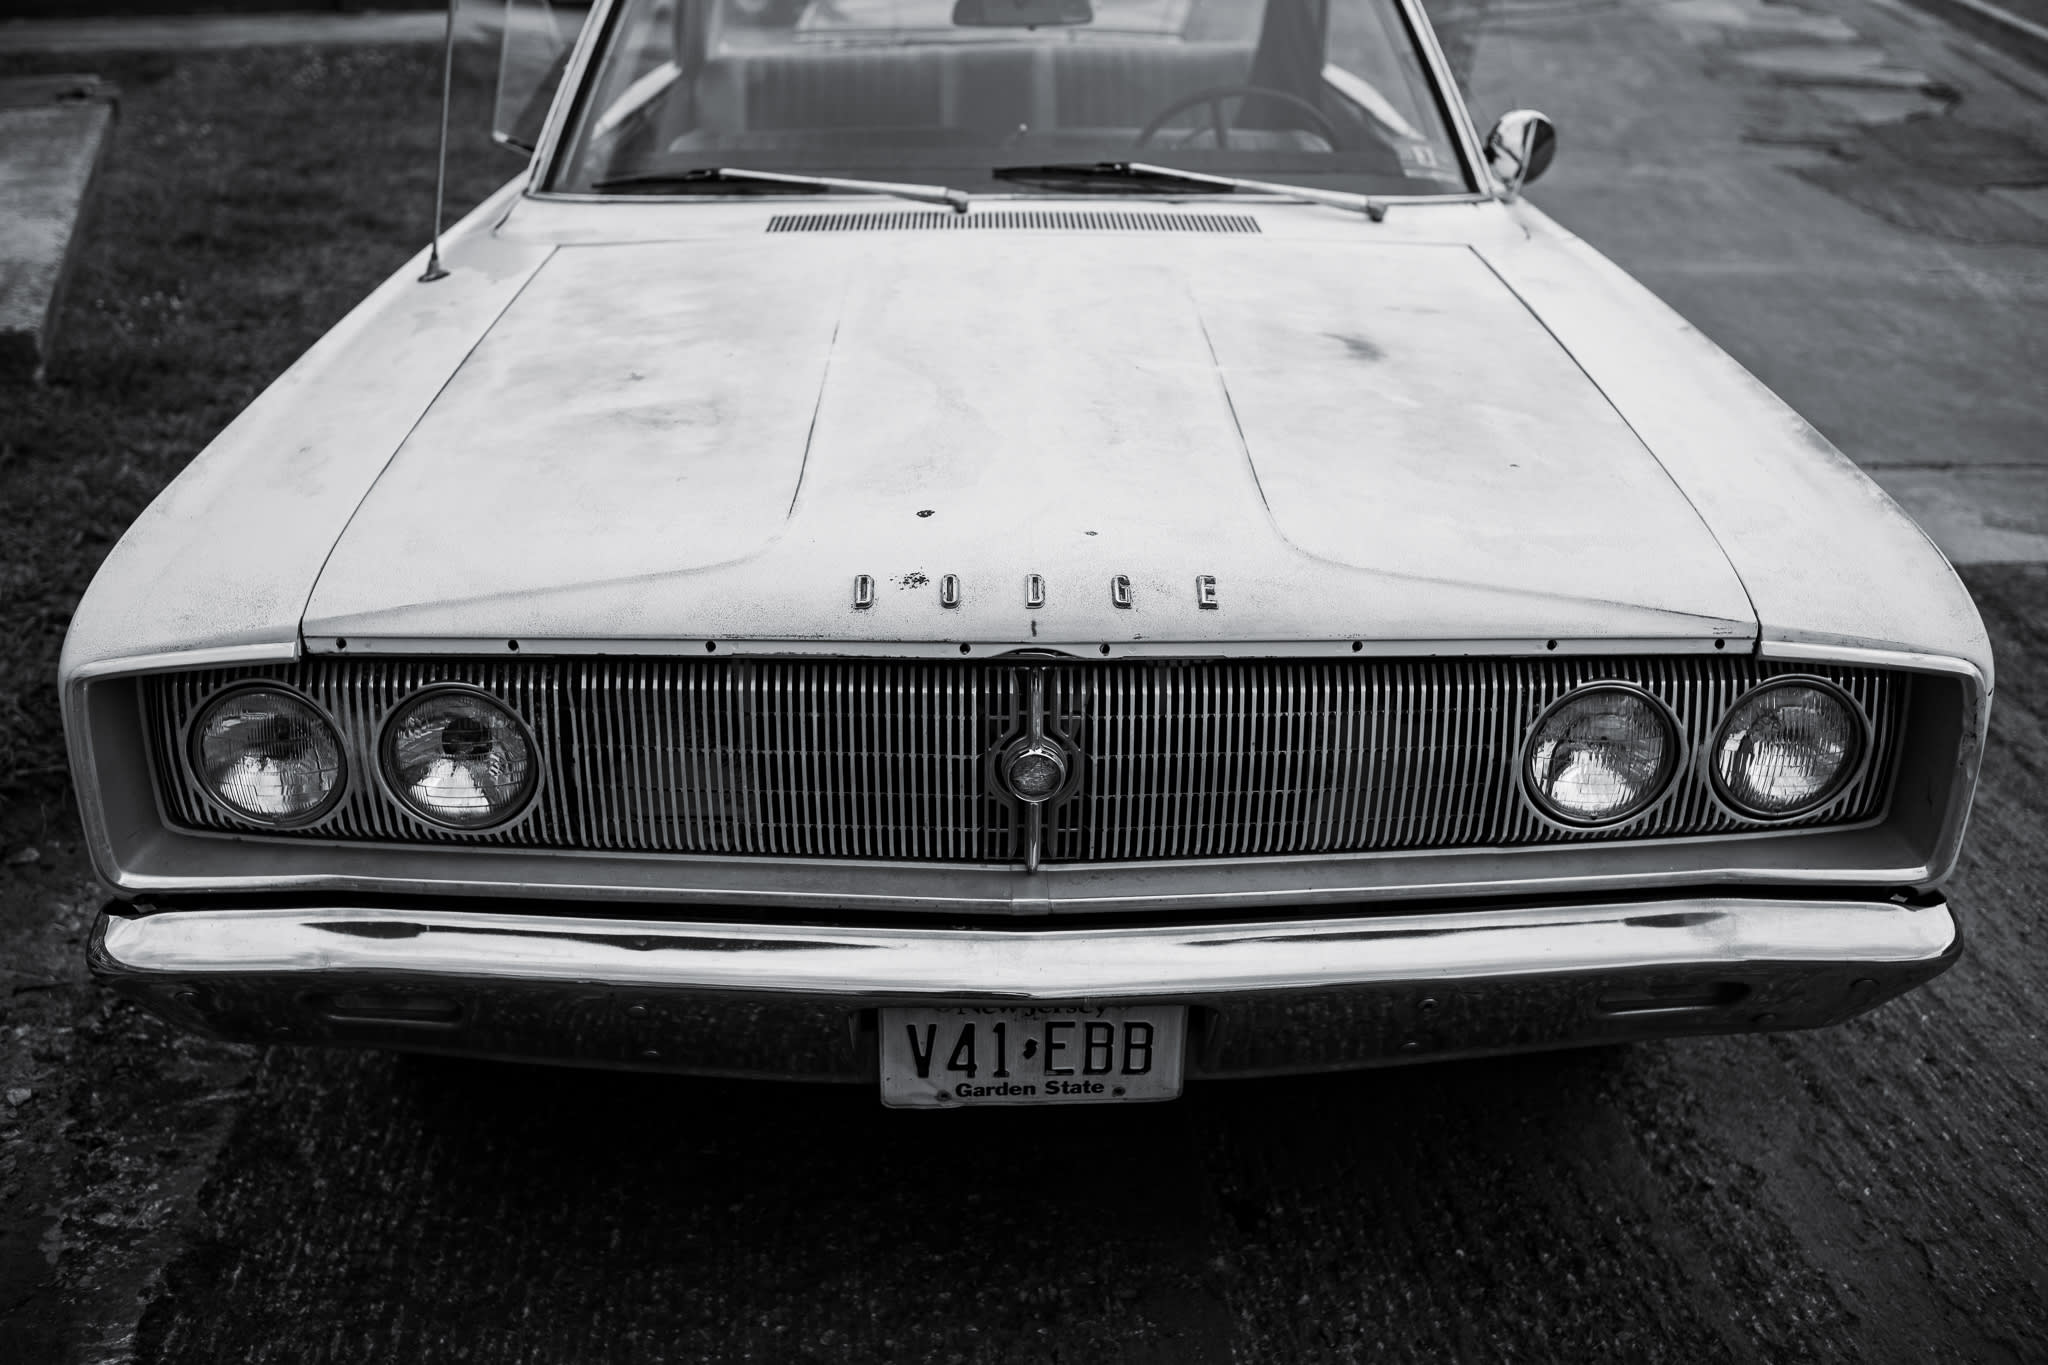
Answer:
1135;86;1341;151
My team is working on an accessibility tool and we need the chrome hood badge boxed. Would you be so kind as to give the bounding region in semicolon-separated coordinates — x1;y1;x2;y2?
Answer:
850;572;1220;611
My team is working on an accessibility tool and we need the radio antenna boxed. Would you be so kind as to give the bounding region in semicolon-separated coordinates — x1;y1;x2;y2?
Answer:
420;0;457;282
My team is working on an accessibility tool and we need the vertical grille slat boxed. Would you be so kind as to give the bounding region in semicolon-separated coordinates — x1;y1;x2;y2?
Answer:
148;656;1909;865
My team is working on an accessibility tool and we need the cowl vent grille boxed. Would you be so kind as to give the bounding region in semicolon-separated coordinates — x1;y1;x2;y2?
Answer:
765;209;1261;234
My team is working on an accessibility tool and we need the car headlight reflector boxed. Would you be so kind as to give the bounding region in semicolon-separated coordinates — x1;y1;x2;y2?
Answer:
1524;686;1675;826
1712;681;1862;818
191;686;346;824
381;688;536;829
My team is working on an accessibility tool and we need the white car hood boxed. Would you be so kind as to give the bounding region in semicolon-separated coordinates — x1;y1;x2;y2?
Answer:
302;235;1755;648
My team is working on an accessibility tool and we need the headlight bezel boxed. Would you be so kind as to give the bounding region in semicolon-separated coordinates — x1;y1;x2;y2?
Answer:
1707;675;1871;822
1520;682;1684;830
376;683;542;832
184;682;350;828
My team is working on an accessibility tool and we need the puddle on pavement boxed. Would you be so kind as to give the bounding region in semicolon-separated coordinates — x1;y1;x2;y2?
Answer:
1732;41;1951;88
1662;0;1860;40
1653;0;2048;243
1990;183;2048;216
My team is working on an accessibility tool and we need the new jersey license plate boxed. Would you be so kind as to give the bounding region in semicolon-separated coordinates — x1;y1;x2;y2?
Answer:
878;1004;1187;1108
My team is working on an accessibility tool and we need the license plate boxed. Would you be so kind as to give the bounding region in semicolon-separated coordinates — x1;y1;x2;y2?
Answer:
878;1004;1187;1108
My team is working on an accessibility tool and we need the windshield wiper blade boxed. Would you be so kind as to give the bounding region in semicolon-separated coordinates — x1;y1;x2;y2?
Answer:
985;163;1197;195
992;161;1386;221
592;166;970;213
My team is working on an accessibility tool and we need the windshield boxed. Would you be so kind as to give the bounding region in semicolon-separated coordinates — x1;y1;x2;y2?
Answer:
547;0;1469;196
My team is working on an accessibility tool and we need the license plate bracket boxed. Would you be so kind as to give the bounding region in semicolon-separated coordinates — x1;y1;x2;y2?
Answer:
878;1004;1187;1108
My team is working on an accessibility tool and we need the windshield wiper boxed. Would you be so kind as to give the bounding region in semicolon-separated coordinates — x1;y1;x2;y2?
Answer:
992;161;1386;221
592;166;970;213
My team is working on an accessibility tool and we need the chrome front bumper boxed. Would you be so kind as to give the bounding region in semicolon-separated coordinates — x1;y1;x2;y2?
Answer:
92;893;1960;1081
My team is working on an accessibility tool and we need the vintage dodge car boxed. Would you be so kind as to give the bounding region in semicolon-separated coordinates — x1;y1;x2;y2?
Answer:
63;0;1988;1107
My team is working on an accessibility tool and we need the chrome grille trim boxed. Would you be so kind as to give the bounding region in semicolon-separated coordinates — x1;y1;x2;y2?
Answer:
146;658;1905;865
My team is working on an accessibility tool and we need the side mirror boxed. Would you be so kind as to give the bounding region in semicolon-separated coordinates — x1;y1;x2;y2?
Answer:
1485;110;1557;200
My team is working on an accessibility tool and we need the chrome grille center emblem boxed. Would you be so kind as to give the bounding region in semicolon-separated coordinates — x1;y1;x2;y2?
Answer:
1001;740;1069;804
993;667;1080;872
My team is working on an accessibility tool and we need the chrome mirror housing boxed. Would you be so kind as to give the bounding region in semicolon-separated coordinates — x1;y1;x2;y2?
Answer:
1485;110;1557;201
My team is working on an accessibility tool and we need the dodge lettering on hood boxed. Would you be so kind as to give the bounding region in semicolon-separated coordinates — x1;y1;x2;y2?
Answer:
63;0;1988;1107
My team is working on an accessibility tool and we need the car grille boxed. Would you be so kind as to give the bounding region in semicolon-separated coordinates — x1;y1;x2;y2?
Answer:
145;657;1906;865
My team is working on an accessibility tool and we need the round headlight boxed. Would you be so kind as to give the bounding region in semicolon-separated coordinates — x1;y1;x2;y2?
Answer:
1712;680;1862;818
1524;685;1676;826
381;688;536;830
191;686;346;825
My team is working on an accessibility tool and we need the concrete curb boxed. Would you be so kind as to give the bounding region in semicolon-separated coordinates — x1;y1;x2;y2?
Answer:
0;75;118;384
0;11;443;55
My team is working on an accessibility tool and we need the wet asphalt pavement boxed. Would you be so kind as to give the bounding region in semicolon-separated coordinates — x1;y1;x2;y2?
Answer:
4;0;2048;1360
